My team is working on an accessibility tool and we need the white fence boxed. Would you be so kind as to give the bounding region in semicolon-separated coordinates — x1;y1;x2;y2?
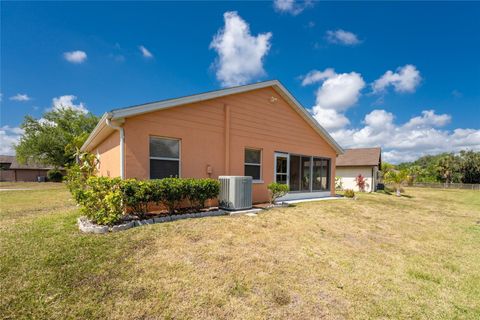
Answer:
410;182;480;190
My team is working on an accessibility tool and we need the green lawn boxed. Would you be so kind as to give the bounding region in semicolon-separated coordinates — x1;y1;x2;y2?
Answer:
1;183;479;319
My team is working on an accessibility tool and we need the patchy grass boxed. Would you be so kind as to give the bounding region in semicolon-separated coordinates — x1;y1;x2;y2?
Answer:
1;183;479;319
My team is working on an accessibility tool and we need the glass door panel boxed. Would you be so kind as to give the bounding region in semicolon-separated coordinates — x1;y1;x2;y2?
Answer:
301;156;311;191
289;155;300;191
275;153;288;185
312;158;322;191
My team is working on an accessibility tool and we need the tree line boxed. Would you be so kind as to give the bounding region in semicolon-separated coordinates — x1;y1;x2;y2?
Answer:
393;151;480;184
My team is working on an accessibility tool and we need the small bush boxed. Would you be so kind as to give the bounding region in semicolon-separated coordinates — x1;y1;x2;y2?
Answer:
267;182;290;204
79;177;124;225
154;178;185;214
121;179;153;218
47;169;64;182
188;178;221;209
344;189;355;198
355;174;366;192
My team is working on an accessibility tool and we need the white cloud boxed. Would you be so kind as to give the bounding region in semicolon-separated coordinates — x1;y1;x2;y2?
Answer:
139;45;154;58
302;68;365;131
63;50;87;64
210;11;272;87
301;68;336;86
326;29;361;45
314;72;365;111
403;110;451;129
273;0;313;15
9;94;31;102
372;64;421;93
311;107;350;131
329;109;480;163
51;95;88;113
0;125;24;155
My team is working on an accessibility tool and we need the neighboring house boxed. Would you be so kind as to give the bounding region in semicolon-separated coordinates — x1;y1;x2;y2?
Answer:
0;155;53;182
81;80;344;203
336;148;382;192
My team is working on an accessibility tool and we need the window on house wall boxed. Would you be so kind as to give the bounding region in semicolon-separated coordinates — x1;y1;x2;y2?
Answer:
244;148;261;181
149;136;180;179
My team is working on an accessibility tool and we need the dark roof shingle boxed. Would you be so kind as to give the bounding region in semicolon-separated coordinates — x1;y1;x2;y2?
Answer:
0;155;54;170
336;148;381;167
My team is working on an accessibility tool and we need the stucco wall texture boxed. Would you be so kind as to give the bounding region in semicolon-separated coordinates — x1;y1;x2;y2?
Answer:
336;166;379;192
94;87;338;203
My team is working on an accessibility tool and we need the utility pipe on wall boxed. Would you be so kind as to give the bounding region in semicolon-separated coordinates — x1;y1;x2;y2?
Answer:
105;114;125;179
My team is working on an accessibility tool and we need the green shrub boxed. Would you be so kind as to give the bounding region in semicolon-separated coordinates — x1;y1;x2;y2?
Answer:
79;177;124;225
121;179;153;218
47;169;64;182
68;175;221;224
344;189;355;198
193;178;220;209
154;178;185;214
267;182;289;204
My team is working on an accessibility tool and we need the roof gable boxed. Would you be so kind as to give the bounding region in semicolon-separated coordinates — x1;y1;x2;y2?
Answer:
81;80;344;154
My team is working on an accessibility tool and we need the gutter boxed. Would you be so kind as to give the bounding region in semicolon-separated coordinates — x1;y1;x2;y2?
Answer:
105;113;125;179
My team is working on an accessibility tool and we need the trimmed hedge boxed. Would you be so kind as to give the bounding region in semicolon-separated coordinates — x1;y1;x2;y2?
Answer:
67;176;220;225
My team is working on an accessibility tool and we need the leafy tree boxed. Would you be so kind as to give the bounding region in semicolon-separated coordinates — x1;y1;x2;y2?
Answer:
436;154;461;184
384;170;408;196
15;108;98;168
459;150;480;183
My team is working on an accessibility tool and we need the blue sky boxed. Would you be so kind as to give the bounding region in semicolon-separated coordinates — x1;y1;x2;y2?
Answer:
1;1;479;162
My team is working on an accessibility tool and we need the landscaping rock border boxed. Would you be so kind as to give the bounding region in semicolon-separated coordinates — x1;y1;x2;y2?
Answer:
77;209;228;234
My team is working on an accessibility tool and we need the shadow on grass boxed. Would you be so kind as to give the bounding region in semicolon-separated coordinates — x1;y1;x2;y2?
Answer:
375;190;414;198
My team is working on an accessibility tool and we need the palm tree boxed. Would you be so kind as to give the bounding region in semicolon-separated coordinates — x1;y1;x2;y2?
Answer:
384;170;408;196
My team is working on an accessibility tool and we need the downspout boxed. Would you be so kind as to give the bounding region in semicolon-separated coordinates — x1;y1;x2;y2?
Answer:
224;104;230;175
105;114;125;179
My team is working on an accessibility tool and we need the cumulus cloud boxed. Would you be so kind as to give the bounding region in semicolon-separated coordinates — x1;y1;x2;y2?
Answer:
51;95;88;113
329;109;479;163
326;29;361;45
139;45;154;58
301;68;336;86
301;68;365;130
9;94;31;102
372;64;422;93
0;125;24;155
273;0;313;15
63;50;87;63
210;11;272;87
403;110;451;129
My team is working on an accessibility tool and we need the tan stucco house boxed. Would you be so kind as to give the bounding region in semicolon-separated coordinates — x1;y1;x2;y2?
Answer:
81;80;344;203
336;148;382;192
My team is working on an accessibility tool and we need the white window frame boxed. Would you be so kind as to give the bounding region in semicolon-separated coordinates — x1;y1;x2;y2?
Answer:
149;136;181;178
244;148;262;183
274;152;289;186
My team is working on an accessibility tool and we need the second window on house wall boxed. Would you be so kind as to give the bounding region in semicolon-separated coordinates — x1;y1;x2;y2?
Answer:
149;136;180;179
244;148;261;181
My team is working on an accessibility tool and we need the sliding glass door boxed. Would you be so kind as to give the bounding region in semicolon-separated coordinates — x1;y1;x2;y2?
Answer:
280;153;330;193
